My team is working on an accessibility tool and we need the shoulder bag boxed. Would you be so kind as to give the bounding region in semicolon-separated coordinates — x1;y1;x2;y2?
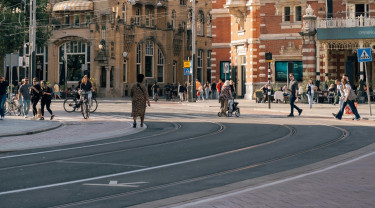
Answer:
347;89;357;101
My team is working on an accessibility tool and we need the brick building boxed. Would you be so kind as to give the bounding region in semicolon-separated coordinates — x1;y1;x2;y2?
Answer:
222;0;375;99
211;0;231;86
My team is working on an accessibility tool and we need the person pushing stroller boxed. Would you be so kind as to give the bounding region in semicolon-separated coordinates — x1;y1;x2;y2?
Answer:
218;80;232;117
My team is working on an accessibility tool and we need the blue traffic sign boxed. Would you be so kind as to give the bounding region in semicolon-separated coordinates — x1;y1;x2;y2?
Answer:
184;68;191;75
357;48;373;62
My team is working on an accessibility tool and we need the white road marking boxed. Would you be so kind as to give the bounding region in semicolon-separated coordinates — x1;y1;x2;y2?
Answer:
84;181;148;188
172;150;375;207
0;142;254;196
56;161;148;168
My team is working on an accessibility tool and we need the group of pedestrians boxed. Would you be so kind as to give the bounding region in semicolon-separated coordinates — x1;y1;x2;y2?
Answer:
0;76;55;121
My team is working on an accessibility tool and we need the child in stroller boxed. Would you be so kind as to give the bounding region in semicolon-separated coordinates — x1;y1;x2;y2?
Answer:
218;98;240;117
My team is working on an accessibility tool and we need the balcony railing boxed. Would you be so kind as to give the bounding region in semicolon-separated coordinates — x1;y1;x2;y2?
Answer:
317;16;375;28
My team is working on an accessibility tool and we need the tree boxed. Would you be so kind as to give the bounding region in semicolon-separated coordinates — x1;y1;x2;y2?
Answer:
0;0;51;75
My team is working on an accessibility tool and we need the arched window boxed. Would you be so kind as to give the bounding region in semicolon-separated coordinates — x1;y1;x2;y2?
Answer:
157;48;164;82
197;11;204;36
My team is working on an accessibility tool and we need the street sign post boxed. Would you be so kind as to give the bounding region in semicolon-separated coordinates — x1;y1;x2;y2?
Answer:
184;61;191;68
357;48;373;116
266;52;272;109
184;68;191;75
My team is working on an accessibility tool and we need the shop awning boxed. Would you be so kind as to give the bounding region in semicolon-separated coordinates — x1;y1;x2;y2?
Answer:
53;0;94;12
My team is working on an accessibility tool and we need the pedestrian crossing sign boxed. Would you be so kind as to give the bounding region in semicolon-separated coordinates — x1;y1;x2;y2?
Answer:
357;48;372;62
184;68;191;75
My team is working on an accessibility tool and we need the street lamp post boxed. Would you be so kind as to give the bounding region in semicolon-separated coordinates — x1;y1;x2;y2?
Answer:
191;0;196;102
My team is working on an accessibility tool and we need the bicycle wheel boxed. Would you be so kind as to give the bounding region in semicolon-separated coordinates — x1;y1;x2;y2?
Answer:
64;98;77;112
89;99;98;113
4;101;11;115
81;101;89;119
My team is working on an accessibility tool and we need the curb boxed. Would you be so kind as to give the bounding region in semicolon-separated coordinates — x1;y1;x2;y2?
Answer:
0;121;63;138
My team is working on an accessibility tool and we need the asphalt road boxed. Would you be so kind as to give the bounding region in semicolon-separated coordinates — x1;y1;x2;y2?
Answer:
1;102;375;208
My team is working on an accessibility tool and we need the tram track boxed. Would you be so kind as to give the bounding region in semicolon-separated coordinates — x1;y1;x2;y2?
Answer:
0;119;357;208
44;123;350;208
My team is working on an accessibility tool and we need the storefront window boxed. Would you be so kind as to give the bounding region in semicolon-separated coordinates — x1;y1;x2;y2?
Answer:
275;61;303;81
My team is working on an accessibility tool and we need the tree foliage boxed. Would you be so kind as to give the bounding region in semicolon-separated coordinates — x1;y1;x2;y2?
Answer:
0;0;51;59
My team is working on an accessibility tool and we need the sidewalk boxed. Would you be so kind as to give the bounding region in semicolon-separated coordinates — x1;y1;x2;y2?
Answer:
0;116;61;138
0;110;145;151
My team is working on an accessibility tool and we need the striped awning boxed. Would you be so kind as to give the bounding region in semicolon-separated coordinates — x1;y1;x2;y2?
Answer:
53;0;94;12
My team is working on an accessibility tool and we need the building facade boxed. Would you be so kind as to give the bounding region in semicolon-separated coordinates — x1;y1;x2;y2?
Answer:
211;0;231;86
222;0;375;99
26;0;212;97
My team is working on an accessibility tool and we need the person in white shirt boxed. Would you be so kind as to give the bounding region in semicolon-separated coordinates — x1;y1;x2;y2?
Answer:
333;79;360;120
306;79;315;109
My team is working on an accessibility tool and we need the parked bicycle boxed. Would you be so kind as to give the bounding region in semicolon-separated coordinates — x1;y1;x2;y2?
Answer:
5;94;22;116
63;90;98;114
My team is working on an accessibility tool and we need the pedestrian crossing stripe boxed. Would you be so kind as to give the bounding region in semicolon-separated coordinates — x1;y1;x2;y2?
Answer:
360;50;370;60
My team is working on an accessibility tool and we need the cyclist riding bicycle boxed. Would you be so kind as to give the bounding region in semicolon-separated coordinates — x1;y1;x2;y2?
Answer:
79;75;93;107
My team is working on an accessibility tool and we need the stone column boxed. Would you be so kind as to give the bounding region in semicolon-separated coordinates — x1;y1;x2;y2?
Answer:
106;66;111;96
325;48;329;82
316;42;321;81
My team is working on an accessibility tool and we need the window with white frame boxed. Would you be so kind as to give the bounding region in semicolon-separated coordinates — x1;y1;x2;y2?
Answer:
122;3;126;22
197;11;204;36
197;49;203;82
145;41;154;77
284;7;291;22
207;13;212;37
135;7;141;25
157;49;164;83
74;14;80;26
295;6;302;22
136;43;142;75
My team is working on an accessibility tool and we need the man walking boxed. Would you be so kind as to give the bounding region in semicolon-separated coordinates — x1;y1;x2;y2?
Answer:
19;78;31;118
288;73;302;117
0;76;9;120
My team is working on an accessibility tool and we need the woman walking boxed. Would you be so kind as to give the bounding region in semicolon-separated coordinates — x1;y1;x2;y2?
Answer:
40;80;55;120
306;79;315;109
229;80;236;98
205;81;210;100
131;74;150;128
30;78;41;119
333;79;360;120
219;80;232;116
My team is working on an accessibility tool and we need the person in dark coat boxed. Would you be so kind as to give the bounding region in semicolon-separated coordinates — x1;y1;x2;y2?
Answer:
40;80;55;120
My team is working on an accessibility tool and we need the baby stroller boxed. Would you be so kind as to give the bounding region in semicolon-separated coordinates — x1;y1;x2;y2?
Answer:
218;98;240;117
